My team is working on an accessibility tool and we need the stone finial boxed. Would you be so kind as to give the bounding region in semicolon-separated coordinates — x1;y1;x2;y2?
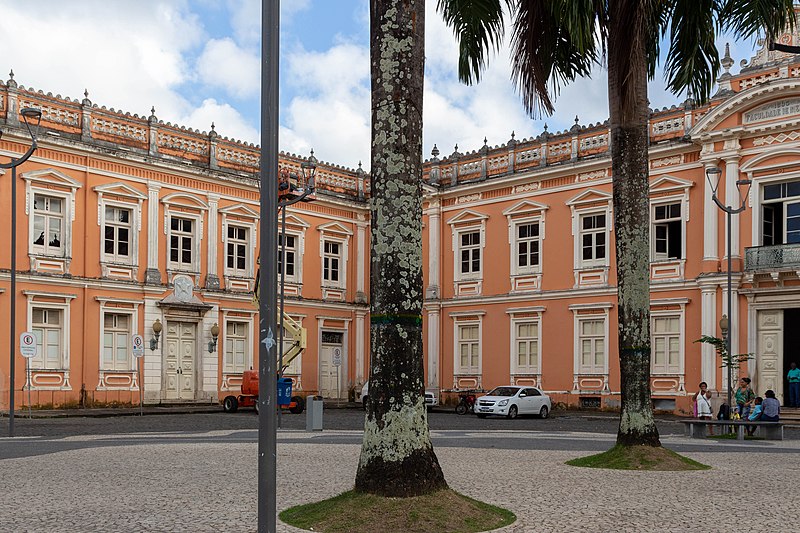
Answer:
82;89;91;106
148;106;157;122
431;144;440;159
539;123;550;141
480;137;489;154
7;69;17;88
721;43;734;76
451;144;461;158
570;115;581;133
209;122;217;138
356;160;365;175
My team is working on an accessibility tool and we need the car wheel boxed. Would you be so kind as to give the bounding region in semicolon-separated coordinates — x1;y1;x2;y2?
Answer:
222;396;238;413
539;405;549;419
289;396;305;414
507;405;518;419
476;414;487;419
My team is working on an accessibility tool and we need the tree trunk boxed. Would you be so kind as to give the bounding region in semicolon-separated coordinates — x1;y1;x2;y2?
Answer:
607;0;661;447
355;0;448;496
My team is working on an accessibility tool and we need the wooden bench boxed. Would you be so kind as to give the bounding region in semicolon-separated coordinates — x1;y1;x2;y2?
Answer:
681;420;784;440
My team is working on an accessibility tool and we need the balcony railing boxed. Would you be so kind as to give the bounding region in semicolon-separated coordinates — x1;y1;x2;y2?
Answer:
745;243;800;271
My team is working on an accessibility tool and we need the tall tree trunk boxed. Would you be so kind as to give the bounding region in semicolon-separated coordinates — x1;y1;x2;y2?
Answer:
607;0;661;447
355;0;448;496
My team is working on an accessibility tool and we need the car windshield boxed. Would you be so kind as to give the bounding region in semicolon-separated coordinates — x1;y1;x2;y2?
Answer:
487;387;519;397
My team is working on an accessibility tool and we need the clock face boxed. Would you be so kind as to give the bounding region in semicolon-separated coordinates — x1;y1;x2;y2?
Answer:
174;276;193;302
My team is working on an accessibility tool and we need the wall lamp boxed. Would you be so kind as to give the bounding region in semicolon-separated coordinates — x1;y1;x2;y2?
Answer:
208;322;220;353
150;319;162;351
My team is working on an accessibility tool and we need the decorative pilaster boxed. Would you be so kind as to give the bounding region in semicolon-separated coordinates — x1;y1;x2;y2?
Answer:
426;305;440;391
145;182;162;285
724;153;742;259
355;310;367;385
703;159;719;262
206;193;220;289
355;217;367;303
700;282;718;390
81;90;92;142
425;199;441;299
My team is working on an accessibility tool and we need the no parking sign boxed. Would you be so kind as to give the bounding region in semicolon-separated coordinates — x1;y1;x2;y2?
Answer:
20;332;36;358
132;335;145;358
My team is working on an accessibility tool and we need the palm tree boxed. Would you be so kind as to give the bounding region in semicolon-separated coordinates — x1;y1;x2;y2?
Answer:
355;0;448;496
438;0;795;446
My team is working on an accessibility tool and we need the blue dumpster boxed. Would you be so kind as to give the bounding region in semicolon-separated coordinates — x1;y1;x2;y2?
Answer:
277;377;293;405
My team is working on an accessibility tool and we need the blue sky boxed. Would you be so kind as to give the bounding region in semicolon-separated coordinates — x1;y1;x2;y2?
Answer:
0;1;766;170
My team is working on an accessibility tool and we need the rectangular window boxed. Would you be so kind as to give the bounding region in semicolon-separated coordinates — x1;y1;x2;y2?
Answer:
457;324;480;373
580;214;606;264
323;241;341;283
103;206;132;261
31;308;63;370
762;180;800;245
516;223;540;273
169;217;194;266
278;234;296;279
32;194;64;255
224;321;248;373
102;313;131;371
652;315;681;374
459;231;481;275
578;318;605;374
514;321;539;373
226;225;249;274
653;203;682;260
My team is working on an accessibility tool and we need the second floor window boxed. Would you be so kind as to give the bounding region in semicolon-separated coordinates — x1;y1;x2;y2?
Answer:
104;206;132;261
653;203;682;260
226;225;248;274
32;194;64;255
580;214;606;265
516;223;540;273
170;217;194;267
278;234;296;279
763;180;800;245
460;231;481;275
323;241;340;283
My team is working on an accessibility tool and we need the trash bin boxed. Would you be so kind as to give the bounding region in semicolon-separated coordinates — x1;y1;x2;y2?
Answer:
306;395;323;431
277;377;292;406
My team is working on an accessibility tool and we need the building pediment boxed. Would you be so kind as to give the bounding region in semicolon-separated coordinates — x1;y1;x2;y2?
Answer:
446;209;489;225
649;175;694;194
282;213;310;229
565;188;612;207
161;192;209;210
318;221;353;235
219;203;259;219
22;168;82;189
691;79;800;139
501;200;549;217
740;146;800;174
93;182;147;200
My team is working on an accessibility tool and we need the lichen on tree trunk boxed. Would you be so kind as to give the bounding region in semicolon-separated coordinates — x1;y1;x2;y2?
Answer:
607;0;661;448
355;0;447;496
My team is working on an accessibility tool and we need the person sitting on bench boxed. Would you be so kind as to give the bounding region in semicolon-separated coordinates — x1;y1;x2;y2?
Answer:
761;390;781;422
746;397;763;436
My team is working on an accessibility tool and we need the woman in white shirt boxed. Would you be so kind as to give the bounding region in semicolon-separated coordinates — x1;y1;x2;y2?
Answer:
693;382;714;435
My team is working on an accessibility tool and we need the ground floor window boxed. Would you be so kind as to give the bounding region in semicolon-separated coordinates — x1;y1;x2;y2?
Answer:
32;308;64;370
102;313;131;371
578;318;605;374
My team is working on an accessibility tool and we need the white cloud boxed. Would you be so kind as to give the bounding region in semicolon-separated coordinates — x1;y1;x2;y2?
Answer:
181;98;259;145
196;38;260;99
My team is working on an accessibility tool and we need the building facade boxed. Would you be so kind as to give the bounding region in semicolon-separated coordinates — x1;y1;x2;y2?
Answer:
3;30;800;414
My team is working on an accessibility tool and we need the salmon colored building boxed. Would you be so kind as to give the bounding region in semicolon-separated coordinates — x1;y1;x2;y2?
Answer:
3;31;800;414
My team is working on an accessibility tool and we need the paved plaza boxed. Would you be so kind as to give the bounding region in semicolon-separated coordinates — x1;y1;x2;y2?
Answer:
1;426;799;533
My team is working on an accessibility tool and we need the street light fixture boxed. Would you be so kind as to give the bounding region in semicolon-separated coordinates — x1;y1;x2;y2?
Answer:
706;165;752;417
1;106;42;437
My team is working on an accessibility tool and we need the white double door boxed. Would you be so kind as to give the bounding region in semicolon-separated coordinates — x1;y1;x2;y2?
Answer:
165;321;196;400
319;342;344;399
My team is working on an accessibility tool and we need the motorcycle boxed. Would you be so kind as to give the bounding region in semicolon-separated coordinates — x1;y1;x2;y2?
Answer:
455;391;477;415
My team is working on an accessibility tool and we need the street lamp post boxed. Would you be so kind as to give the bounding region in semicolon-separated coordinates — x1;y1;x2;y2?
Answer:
705;166;751;416
1;107;42;437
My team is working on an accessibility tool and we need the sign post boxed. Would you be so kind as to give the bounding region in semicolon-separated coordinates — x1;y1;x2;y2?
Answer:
332;347;342;407
132;334;145;416
20;332;36;419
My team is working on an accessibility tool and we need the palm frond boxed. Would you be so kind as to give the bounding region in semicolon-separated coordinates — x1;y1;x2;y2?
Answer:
510;0;600;117
720;0;796;41
662;0;722;104
436;0;508;85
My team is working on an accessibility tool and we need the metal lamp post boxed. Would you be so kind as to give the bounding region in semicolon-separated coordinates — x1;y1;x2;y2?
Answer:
705;166;752;415
1;107;42;437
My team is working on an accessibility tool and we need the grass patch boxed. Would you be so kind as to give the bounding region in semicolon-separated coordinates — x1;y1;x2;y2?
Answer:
279;489;515;533
565;445;710;471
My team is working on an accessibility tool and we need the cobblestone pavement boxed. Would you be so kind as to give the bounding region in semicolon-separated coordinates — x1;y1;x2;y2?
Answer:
1;429;798;532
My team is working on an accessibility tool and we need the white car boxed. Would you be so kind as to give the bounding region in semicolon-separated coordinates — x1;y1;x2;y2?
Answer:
360;382;439;410
475;386;551;419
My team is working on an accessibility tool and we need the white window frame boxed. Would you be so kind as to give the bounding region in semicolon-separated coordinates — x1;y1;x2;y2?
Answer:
100;311;134;372
576;317;607;374
447;210;489;285
457;228;482;278
23;169;81;269
650;312;683;375
101;202;136;265
282;314;304;375
30;191;69;258
95;183;146;270
512;219;543;275
511;317;541;374
30;307;66;371
278;231;301;284
451;312;484;376
570;303;611;381
322;239;343;285
577;211;608;268
223;318;253;374
318;222;352;290
26;297;74;373
162;193;208;277
566;189;613;272
225;223;251;278
167;212;202;273
651;201;683;261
